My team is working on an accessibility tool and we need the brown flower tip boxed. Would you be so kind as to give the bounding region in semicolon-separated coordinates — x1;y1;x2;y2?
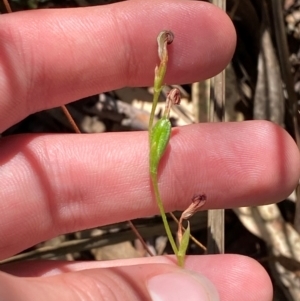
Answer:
168;88;181;105
192;194;207;205
164;30;174;45
157;30;174;61
163;88;181;118
180;194;207;221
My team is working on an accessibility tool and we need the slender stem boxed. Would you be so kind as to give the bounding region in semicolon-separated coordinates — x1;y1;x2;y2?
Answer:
149;63;166;131
149;89;161;131
150;172;178;255
61;105;81;134
127;220;154;256
3;0;12;13
178;256;184;267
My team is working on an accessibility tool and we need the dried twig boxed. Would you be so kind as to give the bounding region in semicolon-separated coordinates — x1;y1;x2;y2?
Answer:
235;205;300;301
207;0;226;255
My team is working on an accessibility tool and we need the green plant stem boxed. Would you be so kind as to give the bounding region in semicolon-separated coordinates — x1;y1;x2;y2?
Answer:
149;89;160;131
149;31;183;264
150;172;178;256
149;62;167;131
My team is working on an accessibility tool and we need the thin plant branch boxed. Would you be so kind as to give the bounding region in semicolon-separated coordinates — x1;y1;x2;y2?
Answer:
149;86;180;260
3;0;12;12
61;105;81;134
127;220;154;256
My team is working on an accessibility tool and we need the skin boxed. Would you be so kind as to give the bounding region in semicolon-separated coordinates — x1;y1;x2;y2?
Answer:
0;0;299;300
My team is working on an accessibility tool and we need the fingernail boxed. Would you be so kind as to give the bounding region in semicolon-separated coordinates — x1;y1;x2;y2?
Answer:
147;270;219;301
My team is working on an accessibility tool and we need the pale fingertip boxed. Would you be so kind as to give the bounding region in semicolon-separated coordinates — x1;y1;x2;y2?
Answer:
185;255;273;301
148;271;219;301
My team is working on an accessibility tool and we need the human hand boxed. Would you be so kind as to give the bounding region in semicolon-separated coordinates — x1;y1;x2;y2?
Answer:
0;1;299;300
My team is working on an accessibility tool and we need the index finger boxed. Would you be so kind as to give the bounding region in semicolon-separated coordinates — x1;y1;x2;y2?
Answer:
0;0;236;132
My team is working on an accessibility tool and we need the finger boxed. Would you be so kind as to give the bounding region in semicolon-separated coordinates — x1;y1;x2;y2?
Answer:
0;0;236;132
0;120;299;258
1;255;272;301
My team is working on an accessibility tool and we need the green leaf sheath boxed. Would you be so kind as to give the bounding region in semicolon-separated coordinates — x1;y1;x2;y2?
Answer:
149;117;178;255
177;222;190;267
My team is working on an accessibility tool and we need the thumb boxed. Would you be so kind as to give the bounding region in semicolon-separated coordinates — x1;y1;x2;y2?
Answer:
0;264;219;301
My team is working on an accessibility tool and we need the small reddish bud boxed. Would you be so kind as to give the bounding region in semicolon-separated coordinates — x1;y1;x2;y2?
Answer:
168;88;181;105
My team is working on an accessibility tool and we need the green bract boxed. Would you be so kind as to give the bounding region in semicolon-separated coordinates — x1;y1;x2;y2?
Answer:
150;117;171;175
177;222;190;267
